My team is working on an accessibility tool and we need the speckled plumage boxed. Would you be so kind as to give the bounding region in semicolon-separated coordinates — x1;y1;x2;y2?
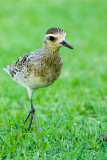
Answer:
46;27;65;35
5;48;63;90
3;27;73;133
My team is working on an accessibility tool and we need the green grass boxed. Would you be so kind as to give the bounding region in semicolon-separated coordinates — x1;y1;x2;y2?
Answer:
0;0;107;159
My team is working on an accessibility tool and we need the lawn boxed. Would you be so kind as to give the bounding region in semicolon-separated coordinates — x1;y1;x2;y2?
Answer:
0;0;107;159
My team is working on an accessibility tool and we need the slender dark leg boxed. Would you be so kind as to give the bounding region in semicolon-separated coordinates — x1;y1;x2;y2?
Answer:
24;98;39;135
24;111;31;123
30;98;39;135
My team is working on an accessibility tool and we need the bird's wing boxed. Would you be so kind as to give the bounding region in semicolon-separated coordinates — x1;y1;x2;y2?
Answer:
4;52;37;77
8;53;30;78
3;48;43;79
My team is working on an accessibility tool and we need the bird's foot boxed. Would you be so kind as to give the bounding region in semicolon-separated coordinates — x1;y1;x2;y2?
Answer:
24;108;35;123
24;108;39;135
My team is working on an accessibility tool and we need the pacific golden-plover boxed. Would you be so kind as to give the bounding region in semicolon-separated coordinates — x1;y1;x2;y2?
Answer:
3;27;73;134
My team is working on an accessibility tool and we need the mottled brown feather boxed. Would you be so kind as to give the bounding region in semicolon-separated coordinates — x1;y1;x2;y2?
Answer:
46;27;65;35
8;47;63;88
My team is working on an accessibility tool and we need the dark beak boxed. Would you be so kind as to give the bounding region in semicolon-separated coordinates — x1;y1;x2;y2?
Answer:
61;41;73;49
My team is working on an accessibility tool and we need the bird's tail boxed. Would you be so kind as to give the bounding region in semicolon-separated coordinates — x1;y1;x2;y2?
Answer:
3;65;11;76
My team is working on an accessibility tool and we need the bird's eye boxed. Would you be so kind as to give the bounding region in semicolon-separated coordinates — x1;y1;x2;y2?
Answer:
49;36;55;41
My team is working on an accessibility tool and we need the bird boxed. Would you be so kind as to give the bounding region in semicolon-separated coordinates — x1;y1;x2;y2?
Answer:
3;27;73;135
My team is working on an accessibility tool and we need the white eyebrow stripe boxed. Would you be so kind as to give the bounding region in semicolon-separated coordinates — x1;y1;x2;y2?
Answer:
45;34;66;39
45;34;57;37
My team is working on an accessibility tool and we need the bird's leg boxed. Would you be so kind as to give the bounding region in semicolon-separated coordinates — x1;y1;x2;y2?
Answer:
30;98;39;135
24;98;39;135
24;110;31;123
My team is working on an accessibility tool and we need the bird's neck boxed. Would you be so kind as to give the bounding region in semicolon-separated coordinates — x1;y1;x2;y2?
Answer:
43;45;60;55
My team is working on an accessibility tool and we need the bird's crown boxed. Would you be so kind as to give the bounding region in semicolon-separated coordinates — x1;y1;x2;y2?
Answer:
46;27;65;35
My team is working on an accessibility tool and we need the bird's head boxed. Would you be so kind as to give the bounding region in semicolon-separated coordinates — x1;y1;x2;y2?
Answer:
44;27;73;51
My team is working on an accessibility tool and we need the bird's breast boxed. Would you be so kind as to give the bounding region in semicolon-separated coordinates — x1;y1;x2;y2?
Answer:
44;58;63;84
33;55;63;86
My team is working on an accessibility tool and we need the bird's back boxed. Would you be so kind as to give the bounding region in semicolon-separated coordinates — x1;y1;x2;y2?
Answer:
4;48;63;89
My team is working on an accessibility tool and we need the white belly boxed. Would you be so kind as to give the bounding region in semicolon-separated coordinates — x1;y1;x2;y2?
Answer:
14;74;52;89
